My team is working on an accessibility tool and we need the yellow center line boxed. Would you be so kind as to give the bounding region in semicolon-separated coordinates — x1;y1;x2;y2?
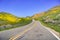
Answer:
9;22;37;40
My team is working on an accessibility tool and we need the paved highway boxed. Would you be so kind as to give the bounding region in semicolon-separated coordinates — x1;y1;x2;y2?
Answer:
16;21;58;40
0;21;59;40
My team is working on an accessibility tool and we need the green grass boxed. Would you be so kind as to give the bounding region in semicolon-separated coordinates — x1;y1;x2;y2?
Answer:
0;19;32;31
40;20;60;33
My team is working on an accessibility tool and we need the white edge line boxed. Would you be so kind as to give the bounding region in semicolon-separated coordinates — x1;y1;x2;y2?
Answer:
40;22;60;40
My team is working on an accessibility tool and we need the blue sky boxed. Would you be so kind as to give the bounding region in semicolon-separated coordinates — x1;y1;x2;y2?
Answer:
0;0;60;17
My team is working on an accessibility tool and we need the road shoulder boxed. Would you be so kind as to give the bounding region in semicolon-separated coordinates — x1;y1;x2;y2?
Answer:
39;21;60;40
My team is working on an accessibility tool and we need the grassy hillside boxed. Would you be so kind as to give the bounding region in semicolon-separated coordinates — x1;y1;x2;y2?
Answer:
0;12;20;24
32;6;60;33
0;12;32;31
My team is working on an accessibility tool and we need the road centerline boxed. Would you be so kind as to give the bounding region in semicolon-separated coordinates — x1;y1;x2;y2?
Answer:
9;21;37;40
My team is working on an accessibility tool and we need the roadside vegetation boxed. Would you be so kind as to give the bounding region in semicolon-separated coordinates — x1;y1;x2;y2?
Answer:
0;12;32;31
32;6;60;33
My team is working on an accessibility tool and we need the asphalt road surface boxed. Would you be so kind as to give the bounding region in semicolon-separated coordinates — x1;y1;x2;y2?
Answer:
0;21;59;40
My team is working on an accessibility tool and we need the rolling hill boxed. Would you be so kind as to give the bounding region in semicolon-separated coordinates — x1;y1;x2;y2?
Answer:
32;6;60;19
0;12;20;22
0;12;32;31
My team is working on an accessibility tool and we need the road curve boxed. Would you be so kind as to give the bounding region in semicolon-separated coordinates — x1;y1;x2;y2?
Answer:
0;21;59;40
16;21;58;40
